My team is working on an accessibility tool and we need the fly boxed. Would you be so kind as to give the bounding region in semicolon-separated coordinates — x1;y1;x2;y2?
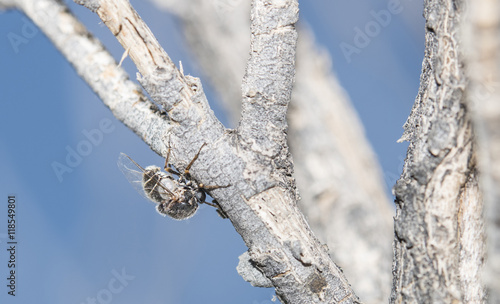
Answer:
117;143;228;220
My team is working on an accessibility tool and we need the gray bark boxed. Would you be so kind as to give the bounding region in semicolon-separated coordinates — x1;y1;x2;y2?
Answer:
391;0;486;303
3;0;495;303
6;0;360;302
462;0;500;302
149;1;394;303
12;0;169;156
150;0;251;124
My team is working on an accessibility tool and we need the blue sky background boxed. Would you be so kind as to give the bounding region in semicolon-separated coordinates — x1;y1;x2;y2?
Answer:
0;0;423;303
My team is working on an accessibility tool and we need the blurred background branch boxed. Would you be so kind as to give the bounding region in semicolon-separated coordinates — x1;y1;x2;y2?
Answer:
150;1;393;303
462;0;500;302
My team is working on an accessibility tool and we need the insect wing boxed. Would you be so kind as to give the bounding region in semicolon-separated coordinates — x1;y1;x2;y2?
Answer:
117;153;154;203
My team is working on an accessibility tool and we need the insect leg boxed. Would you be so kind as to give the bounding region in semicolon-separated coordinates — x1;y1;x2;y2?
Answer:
164;159;180;176
163;136;181;176
203;200;228;219
184;143;207;175
198;183;231;190
203;200;218;208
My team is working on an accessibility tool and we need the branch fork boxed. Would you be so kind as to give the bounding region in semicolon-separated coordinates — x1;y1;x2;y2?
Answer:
6;0;360;302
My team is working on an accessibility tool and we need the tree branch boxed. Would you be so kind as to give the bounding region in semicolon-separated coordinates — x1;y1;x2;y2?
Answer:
237;0;298;193
151;0;251;124
14;0;169;157
289;27;393;304
6;0;494;302
391;0;485;303
6;0;361;302
462;0;500;301
149;1;393;302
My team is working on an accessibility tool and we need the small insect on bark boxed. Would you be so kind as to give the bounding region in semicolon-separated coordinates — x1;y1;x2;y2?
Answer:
117;143;228;220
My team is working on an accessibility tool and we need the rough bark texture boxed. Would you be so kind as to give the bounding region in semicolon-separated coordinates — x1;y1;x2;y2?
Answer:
237;0;298;196
4;0;494;303
150;1;394;303
7;0;362;302
150;0;251;124
461;1;500;302
14;0;170;156
391;0;485;303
